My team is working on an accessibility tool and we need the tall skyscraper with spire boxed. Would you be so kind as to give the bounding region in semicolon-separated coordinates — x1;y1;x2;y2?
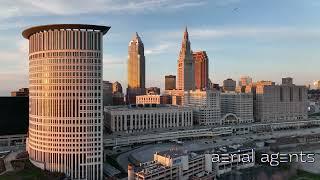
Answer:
127;32;146;104
177;27;195;91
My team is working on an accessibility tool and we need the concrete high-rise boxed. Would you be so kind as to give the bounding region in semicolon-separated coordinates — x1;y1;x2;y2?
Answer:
103;81;113;106
282;77;293;85
165;75;176;90
22;24;109;180
177;27;195;91
193;51;209;90
127;32;146;104
223;78;236;92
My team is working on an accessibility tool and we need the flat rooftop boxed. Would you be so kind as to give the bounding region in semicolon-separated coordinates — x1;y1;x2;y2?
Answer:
135;162;173;176
212;144;254;154
156;149;187;158
104;104;191;111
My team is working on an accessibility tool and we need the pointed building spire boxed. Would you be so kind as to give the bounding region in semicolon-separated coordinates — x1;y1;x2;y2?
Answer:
184;26;189;40
132;32;142;42
181;26;190;53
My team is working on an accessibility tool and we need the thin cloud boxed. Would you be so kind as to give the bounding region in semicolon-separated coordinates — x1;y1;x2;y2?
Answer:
0;39;27;61
170;1;207;9
145;42;175;55
0;0;208;20
103;55;126;66
162;26;320;40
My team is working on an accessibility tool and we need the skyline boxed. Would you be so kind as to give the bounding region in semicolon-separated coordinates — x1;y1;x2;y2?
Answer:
1;0;320;95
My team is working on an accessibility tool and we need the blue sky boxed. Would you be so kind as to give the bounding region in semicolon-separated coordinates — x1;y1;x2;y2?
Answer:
0;0;320;95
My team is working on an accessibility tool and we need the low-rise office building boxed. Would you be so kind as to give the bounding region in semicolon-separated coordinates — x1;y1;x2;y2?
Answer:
128;144;255;179
11;88;29;97
104;105;193;133
128;149;214;180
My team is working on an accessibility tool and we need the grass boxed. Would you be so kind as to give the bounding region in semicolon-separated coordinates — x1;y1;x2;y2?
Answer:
0;159;65;180
290;170;320;180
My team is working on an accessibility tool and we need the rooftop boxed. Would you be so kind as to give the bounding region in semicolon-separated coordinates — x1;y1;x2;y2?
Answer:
104;104;191;111
22;24;110;39
212;144;254;154
156;149;187;158
135;162;174;176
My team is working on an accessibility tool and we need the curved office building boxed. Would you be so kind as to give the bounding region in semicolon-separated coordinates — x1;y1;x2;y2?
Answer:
22;24;110;180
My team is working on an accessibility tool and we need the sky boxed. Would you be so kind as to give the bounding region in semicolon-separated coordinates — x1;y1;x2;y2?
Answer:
0;0;320;95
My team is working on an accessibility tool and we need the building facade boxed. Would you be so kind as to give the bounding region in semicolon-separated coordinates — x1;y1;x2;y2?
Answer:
146;87;160;95
282;77;293;85
247;80;308;122
112;81;125;105
104;105;193;133
177;27;195;91
223;78;236;92
183;90;221;126
164;89;185;105
239;76;252;87
23;24;108;180
193;51;209;90
136;95;161;105
136;95;172;105
221;92;254;124
103;81;113;106
165;75;176;90
112;81;123;94
127;32;146;104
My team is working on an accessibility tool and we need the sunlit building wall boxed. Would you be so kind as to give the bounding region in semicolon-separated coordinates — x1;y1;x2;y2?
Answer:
23;24;109;180
193;51;209;90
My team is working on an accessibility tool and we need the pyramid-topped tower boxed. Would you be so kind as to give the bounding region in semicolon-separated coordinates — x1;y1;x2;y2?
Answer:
177;27;195;90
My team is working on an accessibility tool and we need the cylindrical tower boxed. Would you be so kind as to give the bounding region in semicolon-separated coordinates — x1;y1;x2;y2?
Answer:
22;24;110;180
